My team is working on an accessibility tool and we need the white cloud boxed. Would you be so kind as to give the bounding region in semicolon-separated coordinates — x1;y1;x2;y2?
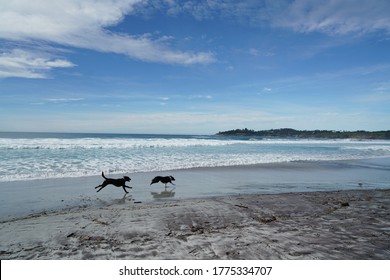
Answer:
1;0;388;79
0;49;75;78
45;98;85;103
249;48;275;57
0;0;139;41
140;0;390;36
0;0;215;78
256;87;272;96
188;95;212;100
135;0;281;23
273;0;390;35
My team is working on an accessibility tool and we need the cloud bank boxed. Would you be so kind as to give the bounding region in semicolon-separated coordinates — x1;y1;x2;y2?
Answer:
138;0;390;35
273;0;390;35
0;0;215;78
1;0;389;79
0;48;75;78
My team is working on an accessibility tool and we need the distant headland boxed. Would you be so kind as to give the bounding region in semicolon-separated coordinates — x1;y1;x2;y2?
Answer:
216;128;390;139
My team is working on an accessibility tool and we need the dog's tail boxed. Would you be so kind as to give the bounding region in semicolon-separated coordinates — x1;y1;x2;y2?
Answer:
101;171;107;179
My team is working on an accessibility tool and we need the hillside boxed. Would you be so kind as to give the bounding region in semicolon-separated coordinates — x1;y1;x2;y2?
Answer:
216;128;390;139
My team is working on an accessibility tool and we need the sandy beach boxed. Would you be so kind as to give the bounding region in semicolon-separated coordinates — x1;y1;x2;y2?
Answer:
1;188;389;260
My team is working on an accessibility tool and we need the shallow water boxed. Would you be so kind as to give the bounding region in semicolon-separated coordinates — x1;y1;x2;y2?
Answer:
1;132;390;182
1;132;390;220
0;157;389;220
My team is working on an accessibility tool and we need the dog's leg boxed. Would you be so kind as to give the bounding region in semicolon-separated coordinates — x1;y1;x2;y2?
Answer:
122;185;129;193
95;184;103;191
124;184;132;189
96;186;106;192
96;182;107;192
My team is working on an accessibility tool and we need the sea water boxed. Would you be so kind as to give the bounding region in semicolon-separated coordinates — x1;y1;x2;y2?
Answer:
1;132;390;218
1;131;390;182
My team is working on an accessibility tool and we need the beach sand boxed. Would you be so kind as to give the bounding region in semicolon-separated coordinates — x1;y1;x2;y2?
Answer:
1;188;389;260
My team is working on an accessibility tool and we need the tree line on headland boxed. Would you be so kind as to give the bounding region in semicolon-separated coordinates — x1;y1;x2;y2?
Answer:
216;128;390;139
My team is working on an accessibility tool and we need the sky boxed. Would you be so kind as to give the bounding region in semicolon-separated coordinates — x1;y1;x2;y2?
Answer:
0;0;390;135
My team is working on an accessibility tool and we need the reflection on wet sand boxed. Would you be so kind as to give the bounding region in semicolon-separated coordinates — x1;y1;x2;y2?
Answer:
151;188;176;199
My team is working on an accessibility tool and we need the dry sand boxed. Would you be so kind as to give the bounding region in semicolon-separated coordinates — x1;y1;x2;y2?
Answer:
1;189;389;260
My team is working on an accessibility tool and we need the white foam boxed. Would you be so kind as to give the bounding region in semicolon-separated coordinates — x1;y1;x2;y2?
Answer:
1;137;389;150
1;136;390;182
342;145;390;152
0;137;241;150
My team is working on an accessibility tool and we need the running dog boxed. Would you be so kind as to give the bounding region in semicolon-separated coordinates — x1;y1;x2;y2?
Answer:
95;172;132;193
150;176;175;187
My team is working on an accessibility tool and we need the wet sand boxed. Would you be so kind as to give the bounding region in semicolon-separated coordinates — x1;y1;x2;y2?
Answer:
1;189;389;260
1;158;390;221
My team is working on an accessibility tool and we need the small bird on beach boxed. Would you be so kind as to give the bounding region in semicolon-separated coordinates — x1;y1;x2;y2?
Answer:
150;176;175;188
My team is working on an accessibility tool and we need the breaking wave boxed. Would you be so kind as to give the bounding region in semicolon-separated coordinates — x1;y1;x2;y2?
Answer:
1;133;390;182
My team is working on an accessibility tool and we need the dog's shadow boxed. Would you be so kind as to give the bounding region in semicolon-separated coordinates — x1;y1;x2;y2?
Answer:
151;188;176;199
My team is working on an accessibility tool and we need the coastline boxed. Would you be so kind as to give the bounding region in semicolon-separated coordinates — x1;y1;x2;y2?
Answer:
1;188;389;260
1;157;390;221
1;158;389;260
216;128;390;139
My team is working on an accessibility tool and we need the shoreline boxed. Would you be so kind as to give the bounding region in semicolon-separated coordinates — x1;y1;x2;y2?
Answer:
2;155;390;182
1;157;390;221
1;189;389;259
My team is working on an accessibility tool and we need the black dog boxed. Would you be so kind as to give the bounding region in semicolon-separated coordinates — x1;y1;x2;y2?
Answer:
150;176;175;187
95;172;132;193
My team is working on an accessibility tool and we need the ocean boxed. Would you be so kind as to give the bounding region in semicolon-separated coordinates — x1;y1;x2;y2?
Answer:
1;131;390;182
1;131;390;219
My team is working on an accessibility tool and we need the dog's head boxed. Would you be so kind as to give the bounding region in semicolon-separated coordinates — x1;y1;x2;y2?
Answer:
169;176;175;181
123;176;131;182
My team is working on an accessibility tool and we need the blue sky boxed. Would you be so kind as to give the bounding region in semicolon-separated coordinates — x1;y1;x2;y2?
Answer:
1;0;390;134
